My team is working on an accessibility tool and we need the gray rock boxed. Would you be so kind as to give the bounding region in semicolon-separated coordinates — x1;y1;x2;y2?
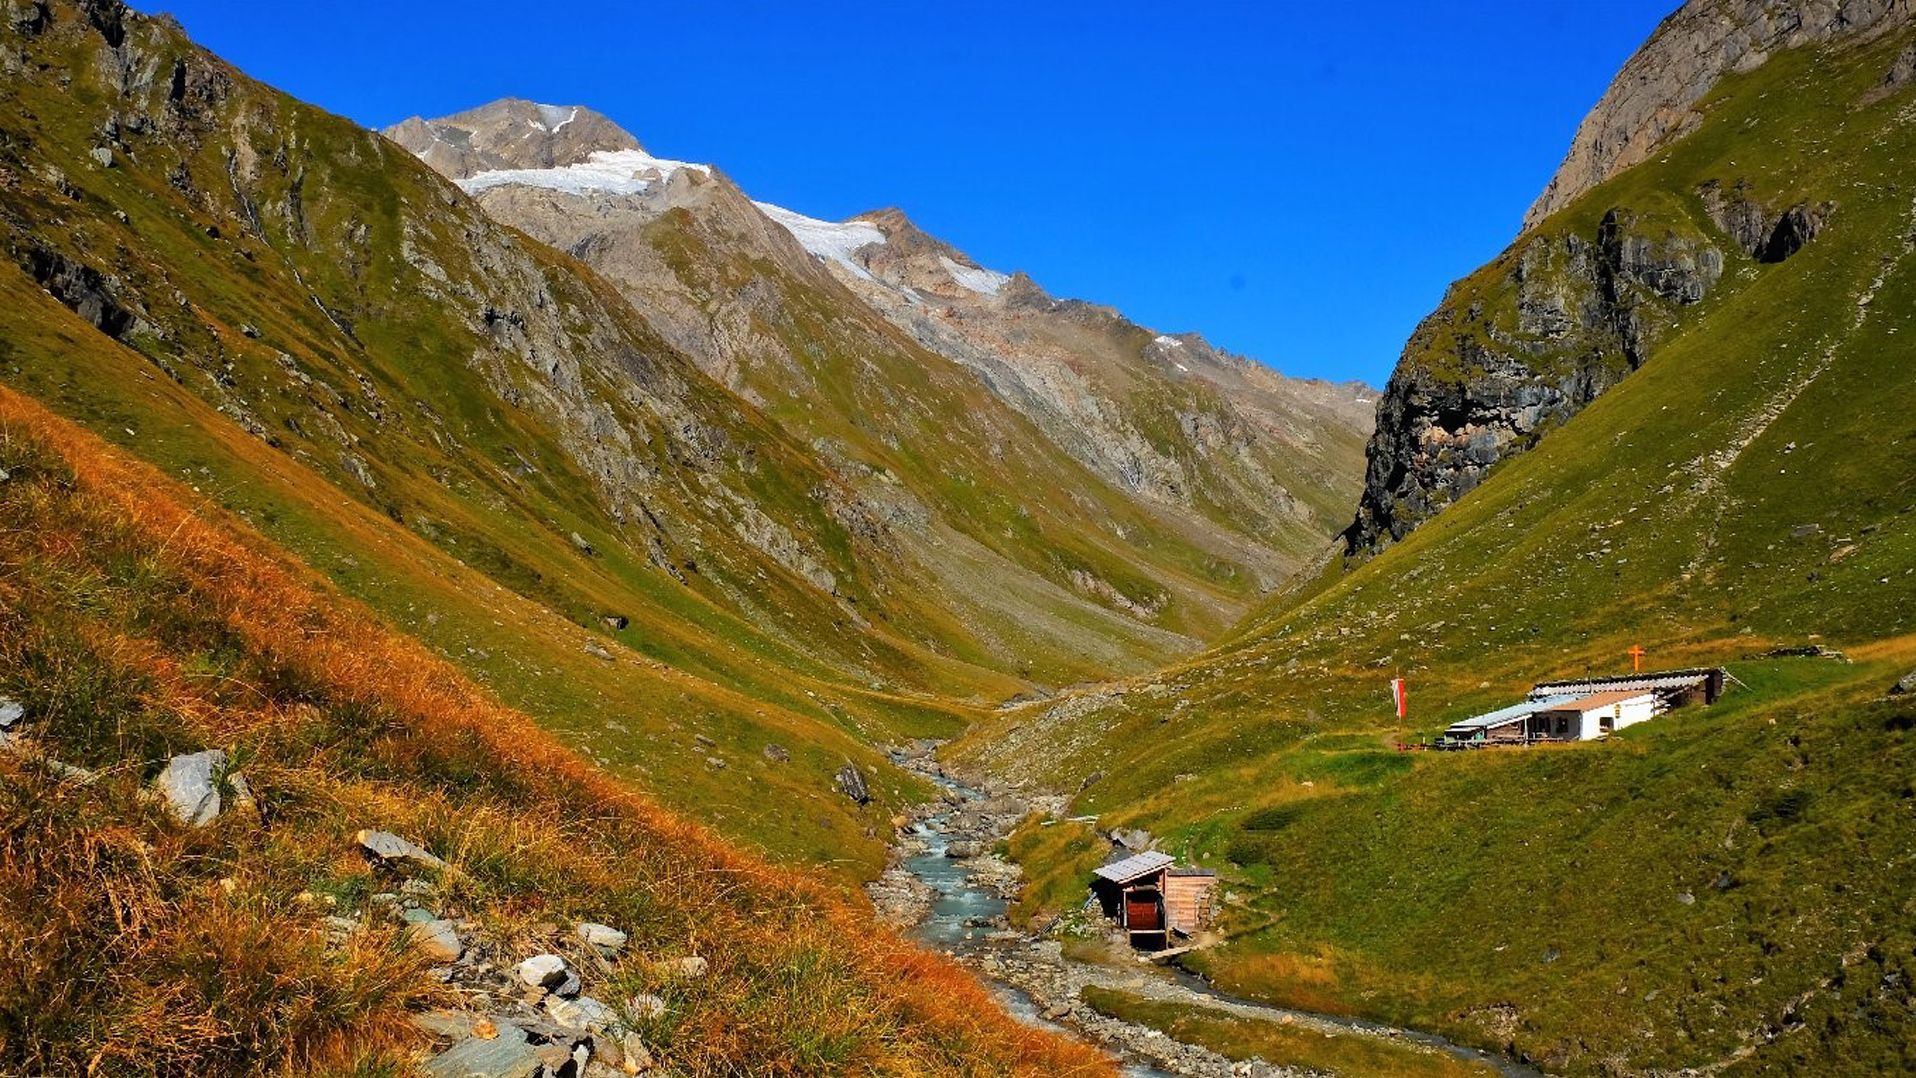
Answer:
576;922;628;954
1890;670;1916;695
356;828;446;870
944;842;980;859
671;955;708;979
1109;828;1153;851
584;641;615;662
517;953;570;990
762;743;790;763
545;993;617;1032
89;146;113;168
239;322;261;338
423;1018;540;1078
154;749;225;827
1676;891;1696;906
409;919;464;963
570;531;596;556
835;762;870;805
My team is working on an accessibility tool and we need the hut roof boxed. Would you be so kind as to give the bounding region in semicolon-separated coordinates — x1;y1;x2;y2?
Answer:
1529;668;1721;699
1446;694;1582;733
1093;851;1174;885
1548;688;1656;711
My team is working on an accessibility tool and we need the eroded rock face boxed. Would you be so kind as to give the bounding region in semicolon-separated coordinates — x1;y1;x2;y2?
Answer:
1525;0;1911;230
1345;209;1725;554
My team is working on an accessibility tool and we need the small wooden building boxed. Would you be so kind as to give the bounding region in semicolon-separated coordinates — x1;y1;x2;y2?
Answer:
1165;868;1218;935
1091;852;1217;949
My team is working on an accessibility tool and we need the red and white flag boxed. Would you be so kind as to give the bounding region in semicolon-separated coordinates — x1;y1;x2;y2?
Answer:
1390;677;1408;719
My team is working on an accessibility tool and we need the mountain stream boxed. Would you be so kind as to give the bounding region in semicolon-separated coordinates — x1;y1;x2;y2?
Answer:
870;744;1547;1078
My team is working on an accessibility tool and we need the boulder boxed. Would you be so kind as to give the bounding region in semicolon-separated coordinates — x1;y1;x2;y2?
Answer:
835;762;870;805
1890;670;1916;695
944;841;980;859
576;922;628;955
409;919;464;963
424;1019;540;1078
1109;828;1153;852
356;828;446;871
0;697;22;729
154;749;225;827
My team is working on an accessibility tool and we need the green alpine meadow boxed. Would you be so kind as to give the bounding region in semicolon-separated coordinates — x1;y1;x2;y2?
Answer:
0;1;1910;1075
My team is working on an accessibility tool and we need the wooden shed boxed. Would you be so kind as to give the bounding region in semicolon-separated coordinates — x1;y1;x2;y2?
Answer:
1165;868;1218;935
1091;851;1173;948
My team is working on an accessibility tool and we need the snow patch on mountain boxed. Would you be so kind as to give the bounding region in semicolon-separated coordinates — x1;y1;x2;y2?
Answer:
939;255;1009;296
460;148;710;197
754;202;886;281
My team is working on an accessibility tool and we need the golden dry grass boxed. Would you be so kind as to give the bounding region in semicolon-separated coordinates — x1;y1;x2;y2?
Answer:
0;384;1113;1076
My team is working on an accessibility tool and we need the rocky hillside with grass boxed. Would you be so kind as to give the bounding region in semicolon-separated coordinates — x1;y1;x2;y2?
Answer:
0;385;1108;1076
1346;0;1915;555
957;18;1916;1076
388;101;1372;638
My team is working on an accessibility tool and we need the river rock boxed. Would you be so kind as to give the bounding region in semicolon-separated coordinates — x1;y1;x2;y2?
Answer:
154;749;225;827
356;828;446;871
944;841;980;859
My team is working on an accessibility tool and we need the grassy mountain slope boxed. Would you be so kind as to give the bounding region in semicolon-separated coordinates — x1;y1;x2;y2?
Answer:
394;105;1371;674
957;28;1916;1075
0;384;1110;1076
0;0;1107;871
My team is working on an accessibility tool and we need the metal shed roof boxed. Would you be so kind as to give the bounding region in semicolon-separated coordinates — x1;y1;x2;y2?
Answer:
1445;694;1584;733
1093;851;1174;884
1530;669;1719;699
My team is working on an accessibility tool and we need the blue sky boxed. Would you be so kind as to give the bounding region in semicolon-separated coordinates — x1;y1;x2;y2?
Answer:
158;1;1675;387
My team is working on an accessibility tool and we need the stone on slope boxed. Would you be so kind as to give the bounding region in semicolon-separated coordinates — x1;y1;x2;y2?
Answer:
1891;670;1916;695
576;921;628;955
409;919;464;963
355;828;446;871
546;993;618;1032
517;953;579;998
835;762;870;805
154;749;225;827
424;1018;540;1078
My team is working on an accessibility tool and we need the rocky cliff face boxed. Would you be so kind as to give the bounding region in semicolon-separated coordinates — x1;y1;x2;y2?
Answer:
1348;0;1904;555
1346;208;1728;551
1524;0;1912;231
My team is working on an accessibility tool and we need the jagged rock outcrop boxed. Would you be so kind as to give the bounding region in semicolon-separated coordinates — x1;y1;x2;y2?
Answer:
1349;0;1885;555
1346;207;1727;552
1525;0;1912;230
